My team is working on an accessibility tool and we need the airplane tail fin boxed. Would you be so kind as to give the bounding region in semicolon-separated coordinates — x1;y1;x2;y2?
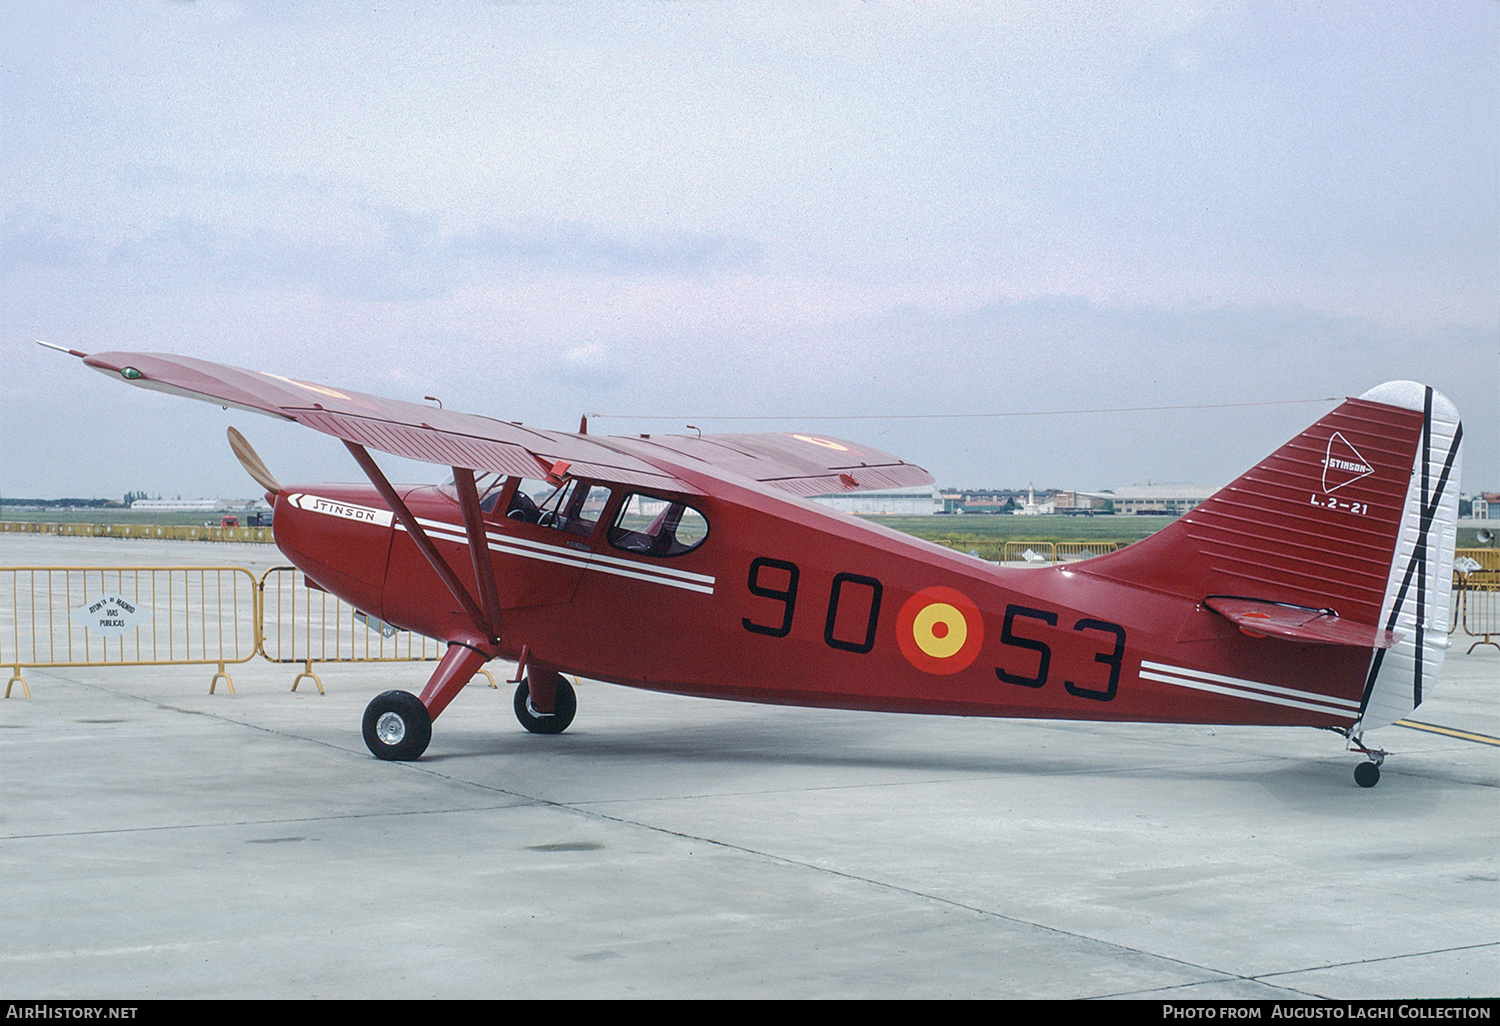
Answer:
1087;382;1463;732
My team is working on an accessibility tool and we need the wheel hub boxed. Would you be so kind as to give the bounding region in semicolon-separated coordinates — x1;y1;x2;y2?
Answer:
375;711;407;745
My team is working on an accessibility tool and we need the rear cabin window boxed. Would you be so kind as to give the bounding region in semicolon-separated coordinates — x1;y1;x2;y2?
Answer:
608;494;709;557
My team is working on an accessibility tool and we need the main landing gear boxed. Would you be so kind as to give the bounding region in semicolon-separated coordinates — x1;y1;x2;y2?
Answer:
514;671;577;735
361;639;495;761
363;690;432;761
361;665;578;760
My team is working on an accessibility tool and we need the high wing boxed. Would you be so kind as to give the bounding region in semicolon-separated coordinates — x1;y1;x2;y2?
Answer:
80;350;933;495
83;350;682;490
614;432;935;497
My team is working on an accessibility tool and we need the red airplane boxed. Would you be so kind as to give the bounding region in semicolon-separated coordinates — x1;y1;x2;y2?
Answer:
60;346;1463;786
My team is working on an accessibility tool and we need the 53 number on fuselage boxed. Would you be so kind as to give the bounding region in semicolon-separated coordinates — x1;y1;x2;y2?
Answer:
740;556;1126;701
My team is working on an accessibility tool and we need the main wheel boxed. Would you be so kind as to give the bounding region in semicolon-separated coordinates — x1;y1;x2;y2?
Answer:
363;690;432;761
1354;761;1381;788
514;673;577;735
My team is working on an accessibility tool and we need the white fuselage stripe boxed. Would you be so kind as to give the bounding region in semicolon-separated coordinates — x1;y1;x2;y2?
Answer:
396;517;717;596
473;525;715;584
1140;660;1359;719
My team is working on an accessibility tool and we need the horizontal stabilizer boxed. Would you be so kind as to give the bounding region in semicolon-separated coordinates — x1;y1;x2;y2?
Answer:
1204;596;1402;650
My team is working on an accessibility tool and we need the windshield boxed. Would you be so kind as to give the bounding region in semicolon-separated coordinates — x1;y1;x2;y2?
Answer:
439;472;509;513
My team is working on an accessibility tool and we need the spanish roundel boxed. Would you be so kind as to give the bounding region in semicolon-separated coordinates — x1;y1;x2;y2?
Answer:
896;586;985;675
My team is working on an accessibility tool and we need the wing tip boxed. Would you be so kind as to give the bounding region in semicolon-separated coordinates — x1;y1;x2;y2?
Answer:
36;339;88;359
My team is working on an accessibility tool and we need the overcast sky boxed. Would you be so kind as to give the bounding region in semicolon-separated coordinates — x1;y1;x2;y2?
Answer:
3;0;1496;502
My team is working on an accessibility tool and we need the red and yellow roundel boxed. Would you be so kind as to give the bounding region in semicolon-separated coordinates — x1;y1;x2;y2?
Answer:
896;586;984;675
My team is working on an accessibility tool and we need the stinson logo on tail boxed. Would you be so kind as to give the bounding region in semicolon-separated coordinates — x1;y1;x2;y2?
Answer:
1320;432;1374;494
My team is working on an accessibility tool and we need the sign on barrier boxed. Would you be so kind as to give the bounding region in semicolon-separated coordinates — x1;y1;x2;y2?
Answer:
1;566;260;696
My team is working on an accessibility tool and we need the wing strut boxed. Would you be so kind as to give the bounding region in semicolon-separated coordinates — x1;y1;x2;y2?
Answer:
340;441;497;642
450;467;505;634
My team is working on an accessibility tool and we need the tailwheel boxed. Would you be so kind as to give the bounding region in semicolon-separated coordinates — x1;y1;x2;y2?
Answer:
514;672;577;735
1347;735;1386;788
363;690;432;761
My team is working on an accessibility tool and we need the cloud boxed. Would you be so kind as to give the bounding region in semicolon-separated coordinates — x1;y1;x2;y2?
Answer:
2;1;1495;499
2;205;762;302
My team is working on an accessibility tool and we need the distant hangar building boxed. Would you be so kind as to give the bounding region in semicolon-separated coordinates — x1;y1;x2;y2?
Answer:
130;499;236;512
809;485;943;516
1080;485;1218;516
130;499;261;512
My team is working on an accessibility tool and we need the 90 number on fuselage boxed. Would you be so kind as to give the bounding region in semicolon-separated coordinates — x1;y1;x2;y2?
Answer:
741;557;1126;702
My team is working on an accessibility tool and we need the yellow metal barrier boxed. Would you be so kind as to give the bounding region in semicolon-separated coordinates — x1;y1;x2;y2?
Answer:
1458;575;1500;654
1455;547;1500;572
1;566;260;696
1003;541;1056;564
0;521;275;543
928;540;1127;564
0;563;490;697
929;540;1003;561
257;566;493;693
8;544;1482;699
1055;541;1119;562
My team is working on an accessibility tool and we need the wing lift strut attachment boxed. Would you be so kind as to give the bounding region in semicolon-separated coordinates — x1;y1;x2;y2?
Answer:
343;442;506;761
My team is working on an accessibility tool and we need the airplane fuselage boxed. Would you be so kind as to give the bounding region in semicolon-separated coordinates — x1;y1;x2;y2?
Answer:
270;470;1368;731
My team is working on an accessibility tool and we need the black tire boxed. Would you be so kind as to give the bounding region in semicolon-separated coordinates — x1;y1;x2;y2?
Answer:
362;690;432;761
1354;761;1381;788
514;673;577;735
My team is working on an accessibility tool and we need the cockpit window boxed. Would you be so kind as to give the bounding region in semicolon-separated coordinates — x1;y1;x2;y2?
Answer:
506;478;611;537
443;474;611;537
608;494;709;557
